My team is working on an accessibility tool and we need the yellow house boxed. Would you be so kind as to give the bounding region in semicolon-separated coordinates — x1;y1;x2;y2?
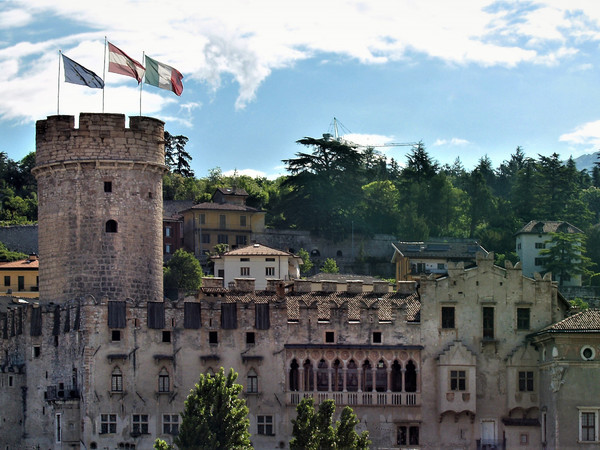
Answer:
181;188;266;257
0;254;39;298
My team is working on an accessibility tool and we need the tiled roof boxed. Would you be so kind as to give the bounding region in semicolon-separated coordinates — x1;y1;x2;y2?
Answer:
393;240;487;260
222;243;294;257
307;273;381;284
515;220;584;235
0;258;39;269
536;309;600;333
181;202;261;213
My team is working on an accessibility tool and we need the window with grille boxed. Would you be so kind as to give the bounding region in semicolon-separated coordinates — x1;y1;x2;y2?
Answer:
580;411;597;442
483;307;494;339
247;370;258;393
132;414;148;435
163;414;179;435
518;371;534;392
111;368;123;392
100;414;117;434
450;370;466;391
257;415;273;435
265;267;275;276
517;308;530;330
241;267;250;276
159;368;170;393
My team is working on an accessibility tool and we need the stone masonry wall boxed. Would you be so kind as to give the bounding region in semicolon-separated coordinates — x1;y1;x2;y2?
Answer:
33;114;166;303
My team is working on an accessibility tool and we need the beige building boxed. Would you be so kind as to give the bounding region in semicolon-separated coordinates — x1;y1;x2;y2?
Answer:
211;243;303;290
0;254;39;298
1;113;599;449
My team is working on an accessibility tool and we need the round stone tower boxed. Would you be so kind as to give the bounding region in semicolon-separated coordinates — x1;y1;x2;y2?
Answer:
33;113;166;303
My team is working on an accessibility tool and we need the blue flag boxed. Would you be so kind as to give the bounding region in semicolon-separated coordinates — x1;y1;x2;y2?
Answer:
62;54;104;89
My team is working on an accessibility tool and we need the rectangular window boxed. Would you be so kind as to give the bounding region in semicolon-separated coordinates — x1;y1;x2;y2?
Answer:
159;374;170;393
483;307;494;339
325;331;335;343
218;234;228;244
397;425;419;445
257;415;273;435
201;233;210;244
163;414;179;435
240;215;247;227
33;345;41;358
441;306;455;329
199;213;206;225
209;331;218;344
437;263;445;270
241;267;250;276
111;371;123;392
165;244;172;254
162;331;171;343
517;308;530;330
265;267;275;277
236;235;247;246
111;330;121;342
246;332;255;345
534;257;544;266
247;374;258;393
580;411;597;442
373;331;382;343
100;414;117;434
165;226;172;237
221;303;237;329
266;257;275;262
55;413;62;443
219;214;226;228
3;276;9;287
518;371;534;392
18;276;24;291
132;414;149;435
450;370;466;391
104;181;112;193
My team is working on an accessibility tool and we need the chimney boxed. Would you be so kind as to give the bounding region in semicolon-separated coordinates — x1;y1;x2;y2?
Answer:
28;253;38;262
347;280;364;294
266;279;281;292
294;279;312;293
235;278;255;292
276;281;286;299
396;280;417;295
373;280;390;294
202;277;224;288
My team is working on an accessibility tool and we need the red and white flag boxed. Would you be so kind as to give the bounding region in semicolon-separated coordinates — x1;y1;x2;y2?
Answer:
108;42;145;83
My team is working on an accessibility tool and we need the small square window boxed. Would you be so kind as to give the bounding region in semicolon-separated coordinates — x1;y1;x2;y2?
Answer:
246;332;255;345
104;181;112;193
325;331;335;343
111;330;121;342
520;433;528;445
100;413;117;434
373;332;382;343
162;331;171;343
209;331;218;344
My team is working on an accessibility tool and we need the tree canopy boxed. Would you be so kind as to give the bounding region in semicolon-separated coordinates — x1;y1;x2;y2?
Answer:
163;249;203;298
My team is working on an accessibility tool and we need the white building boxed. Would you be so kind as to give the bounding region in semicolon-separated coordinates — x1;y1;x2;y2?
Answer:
212;243;303;290
515;220;584;286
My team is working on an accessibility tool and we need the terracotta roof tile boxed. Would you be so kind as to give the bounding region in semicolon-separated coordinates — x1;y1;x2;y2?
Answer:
538;309;600;332
223;244;293;257
0;258;39;269
515;220;584;235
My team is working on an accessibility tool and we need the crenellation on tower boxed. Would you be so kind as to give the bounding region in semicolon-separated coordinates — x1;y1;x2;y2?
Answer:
33;113;166;303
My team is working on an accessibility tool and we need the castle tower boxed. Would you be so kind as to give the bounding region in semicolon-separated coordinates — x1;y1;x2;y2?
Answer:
33;113;166;303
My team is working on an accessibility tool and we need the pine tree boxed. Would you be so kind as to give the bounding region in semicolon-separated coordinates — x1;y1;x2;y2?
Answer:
539;232;592;286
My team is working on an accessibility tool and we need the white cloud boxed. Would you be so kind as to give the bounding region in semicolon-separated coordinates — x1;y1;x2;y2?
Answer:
2;0;600;122
559;120;600;146
432;138;471;147
223;168;267;179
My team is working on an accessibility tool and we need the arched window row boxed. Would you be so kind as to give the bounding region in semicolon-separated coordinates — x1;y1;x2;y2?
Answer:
288;357;418;393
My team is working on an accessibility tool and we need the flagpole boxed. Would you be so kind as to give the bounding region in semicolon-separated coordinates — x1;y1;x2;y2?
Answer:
57;50;61;115
102;36;107;113
140;51;144;116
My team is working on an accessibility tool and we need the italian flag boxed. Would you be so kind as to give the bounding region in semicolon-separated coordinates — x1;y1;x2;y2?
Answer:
144;55;184;96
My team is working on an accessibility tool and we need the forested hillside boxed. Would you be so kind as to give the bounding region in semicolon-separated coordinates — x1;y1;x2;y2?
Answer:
4;136;600;274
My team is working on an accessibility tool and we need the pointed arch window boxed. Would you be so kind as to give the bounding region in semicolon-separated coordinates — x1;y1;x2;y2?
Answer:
289;359;299;391
303;360;314;391
391;360;402;392
405;360;417;392
347;360;358;392
332;359;343;392
362;360;373;392
376;359;387;392
317;359;329;391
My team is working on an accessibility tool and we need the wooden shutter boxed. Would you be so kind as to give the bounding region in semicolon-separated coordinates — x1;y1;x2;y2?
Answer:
184;303;201;329
255;303;270;330
147;302;165;329
221;303;237;329
108;301;126;328
30;307;42;336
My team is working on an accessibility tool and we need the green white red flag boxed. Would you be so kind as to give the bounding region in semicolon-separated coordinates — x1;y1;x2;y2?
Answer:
108;42;145;83
144;55;183;96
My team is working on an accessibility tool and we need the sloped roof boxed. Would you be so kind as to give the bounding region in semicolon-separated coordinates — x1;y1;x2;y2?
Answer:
534;309;600;334
181;202;262;213
222;243;295;257
515;220;584;235
307;273;381;284
214;187;248;197
392;240;487;260
0;258;39;270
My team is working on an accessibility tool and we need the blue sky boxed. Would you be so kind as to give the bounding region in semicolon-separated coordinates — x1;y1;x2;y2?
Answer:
2;0;600;178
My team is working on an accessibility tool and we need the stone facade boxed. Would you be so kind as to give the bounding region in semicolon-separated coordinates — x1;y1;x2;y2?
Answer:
2;113;599;449
32;114;166;303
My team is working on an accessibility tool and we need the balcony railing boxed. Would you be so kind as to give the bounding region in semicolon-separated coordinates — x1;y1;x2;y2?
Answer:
287;391;420;407
476;439;506;450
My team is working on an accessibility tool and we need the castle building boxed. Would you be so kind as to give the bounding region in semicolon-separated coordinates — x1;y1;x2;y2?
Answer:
0;114;598;449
